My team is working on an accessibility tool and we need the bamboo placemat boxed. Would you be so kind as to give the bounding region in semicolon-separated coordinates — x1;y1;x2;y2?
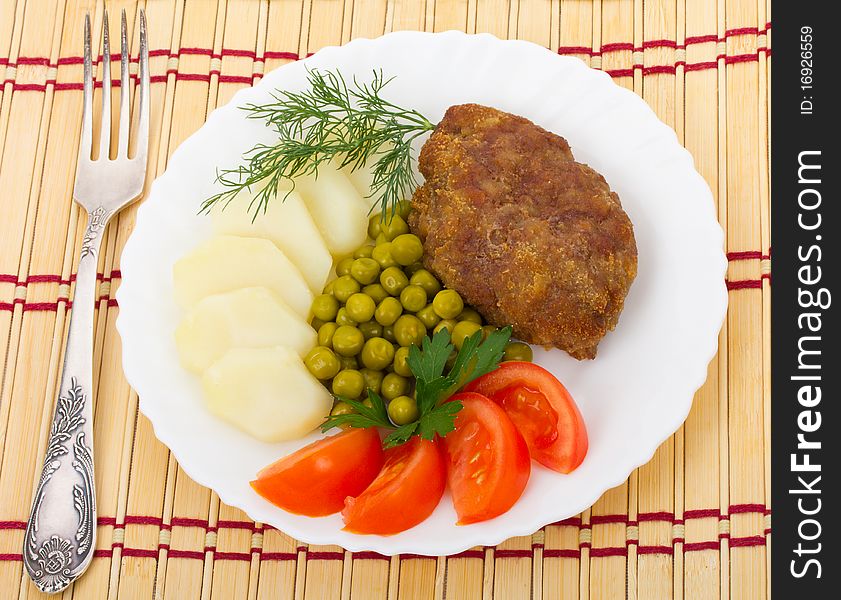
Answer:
0;1;771;598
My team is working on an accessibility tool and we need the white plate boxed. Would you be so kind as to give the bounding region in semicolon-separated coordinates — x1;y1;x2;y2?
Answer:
116;31;726;556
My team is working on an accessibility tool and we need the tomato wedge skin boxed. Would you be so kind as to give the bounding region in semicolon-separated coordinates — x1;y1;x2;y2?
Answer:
342;437;446;535
251;428;384;517
464;362;588;473
443;392;531;525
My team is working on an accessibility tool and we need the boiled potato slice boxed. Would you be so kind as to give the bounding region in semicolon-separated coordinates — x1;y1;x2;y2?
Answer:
202;346;333;442
175;287;316;373
173;235;312;317
211;188;332;294
295;165;369;256
342;161;376;201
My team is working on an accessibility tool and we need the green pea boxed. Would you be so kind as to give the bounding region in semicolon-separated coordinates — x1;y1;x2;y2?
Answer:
503;341;533;362
396;200;412;220
310;317;326;331
382;325;396;343
360;368;384;394
481;325;498;341
372;242;398;269
335;307;356;327
362;283;389;305
345;293;376;323
353;244;374;259
338;355;359;371
404;262;424;277
388;395;419;425
381;373;409;400
432;289;464;319
358;320;383;341
311;294;339;322
323;279;336;296
380;213;410;241
374;297;403;326
457;307;483;325
360;337;396;371
304;346;340;380
399;285;427;313
332;325;365;357
392;346;413;377
330;401;356;417
390;234;423;266
451;321;482;350
433;319;457;335
380;266;409;296
415;305;441;329
317;322;338;348
393;314;426;347
332;369;365;398
368;214;383;239
333;275;361;303
410;269;441;297
350;257;381;285
336;257;354;277
375;232;388;245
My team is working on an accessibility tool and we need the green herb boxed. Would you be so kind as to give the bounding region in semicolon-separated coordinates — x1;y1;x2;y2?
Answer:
200;69;436;220
321;326;512;448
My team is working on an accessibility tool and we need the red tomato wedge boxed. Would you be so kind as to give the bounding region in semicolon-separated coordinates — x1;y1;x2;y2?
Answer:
464;362;588;473
251;428;384;517
442;393;531;525
342;437;445;535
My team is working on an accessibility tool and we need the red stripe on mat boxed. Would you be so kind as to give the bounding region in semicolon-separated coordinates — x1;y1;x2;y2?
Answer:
543;549;581;558
590;514;630;525
213;551;253;561
352;551;391;561
306;551;345;560
494;549;532;559
0;270;121;287
726;279;763;290
2;25;773;92
683;508;722;519
590;547;628;558
730;503;770;514
6;49;769;91
449;550;485;559
260;552;298;561
0;24;772;69
555;26;769;58
0;532;769;562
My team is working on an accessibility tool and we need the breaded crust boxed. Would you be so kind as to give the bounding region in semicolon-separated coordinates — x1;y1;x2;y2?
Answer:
409;104;637;359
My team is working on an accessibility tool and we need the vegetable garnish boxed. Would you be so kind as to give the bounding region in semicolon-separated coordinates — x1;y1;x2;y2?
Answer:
201;69;436;220
321;326;512;448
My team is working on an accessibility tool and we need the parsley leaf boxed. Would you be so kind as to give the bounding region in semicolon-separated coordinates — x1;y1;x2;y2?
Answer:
444;326;512;394
416;398;463;440
320;391;391;433
409;325;512;443
321;324;513;448
407;329;452;382
383;422;419;448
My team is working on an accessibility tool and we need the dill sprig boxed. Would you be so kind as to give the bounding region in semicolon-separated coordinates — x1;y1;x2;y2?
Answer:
200;68;436;220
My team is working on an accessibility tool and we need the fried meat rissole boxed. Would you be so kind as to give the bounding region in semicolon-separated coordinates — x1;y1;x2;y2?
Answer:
409;104;637;359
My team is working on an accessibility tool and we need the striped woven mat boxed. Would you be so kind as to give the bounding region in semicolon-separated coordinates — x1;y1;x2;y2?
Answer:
0;1;770;598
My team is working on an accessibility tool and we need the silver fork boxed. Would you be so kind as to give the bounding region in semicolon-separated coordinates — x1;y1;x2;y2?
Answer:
23;9;149;594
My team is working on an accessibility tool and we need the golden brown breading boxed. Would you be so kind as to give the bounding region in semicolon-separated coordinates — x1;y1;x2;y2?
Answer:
409;104;637;359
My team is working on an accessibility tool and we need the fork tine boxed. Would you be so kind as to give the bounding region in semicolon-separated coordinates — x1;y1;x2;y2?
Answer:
136;9;149;165
98;11;112;159
79;13;93;160
117;9;130;157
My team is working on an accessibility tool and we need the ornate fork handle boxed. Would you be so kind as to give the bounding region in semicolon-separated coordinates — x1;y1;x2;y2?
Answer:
23;209;108;594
